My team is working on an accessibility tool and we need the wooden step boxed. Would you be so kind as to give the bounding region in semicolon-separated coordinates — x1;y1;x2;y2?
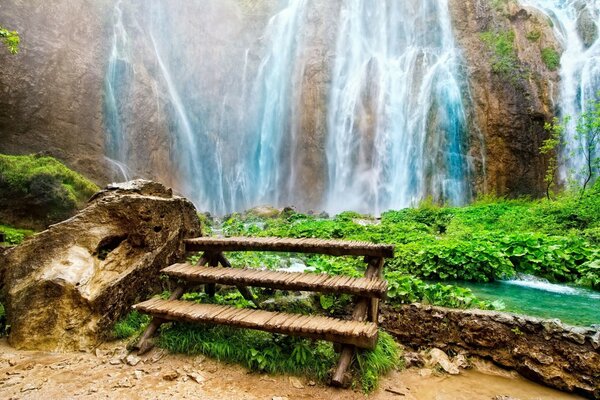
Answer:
185;237;395;258
163;263;387;298
134;298;379;349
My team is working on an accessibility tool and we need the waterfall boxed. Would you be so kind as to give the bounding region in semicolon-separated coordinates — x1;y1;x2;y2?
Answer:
325;0;472;214
104;0;132;181
247;0;309;207
103;0;473;215
519;0;600;182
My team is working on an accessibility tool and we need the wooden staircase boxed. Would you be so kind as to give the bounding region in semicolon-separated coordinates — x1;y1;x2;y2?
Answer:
133;236;393;386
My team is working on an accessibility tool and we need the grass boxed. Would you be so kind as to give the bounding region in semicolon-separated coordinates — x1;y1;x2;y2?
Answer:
113;310;150;340
158;323;400;392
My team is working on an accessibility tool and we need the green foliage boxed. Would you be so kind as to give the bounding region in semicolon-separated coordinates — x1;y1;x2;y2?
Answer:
0;25;19;54
480;30;519;75
541;47;560;71
385;272;501;309
0;154;99;223
0;224;34;245
541;117;565;199
159;323;400;392
218;185;600;292
574;94;600;194
354;332;401;392
112;310;151;339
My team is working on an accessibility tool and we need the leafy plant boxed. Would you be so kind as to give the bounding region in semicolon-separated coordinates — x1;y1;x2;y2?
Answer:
574;94;600;195
541;117;565;199
0;224;34;245
480;30;519;76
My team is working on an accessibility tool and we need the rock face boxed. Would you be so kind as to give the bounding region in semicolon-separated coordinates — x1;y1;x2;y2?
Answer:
0;0;113;184
382;304;600;398
0;180;201;351
448;0;561;198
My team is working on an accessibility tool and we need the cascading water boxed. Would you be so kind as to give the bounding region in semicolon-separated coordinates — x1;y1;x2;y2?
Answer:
519;0;600;182
325;0;472;214
104;0;132;181
103;0;474;215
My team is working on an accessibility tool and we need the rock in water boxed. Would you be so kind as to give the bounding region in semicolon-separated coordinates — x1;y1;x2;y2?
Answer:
0;180;201;351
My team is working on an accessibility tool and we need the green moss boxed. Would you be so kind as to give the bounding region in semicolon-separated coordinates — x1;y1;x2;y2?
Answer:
0;224;34;245
480;30;519;75
0;154;99;225
526;30;541;41
541;47;560;71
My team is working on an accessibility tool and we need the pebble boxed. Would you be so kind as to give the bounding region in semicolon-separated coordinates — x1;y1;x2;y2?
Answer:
21;383;40;392
163;371;180;381
188;372;205;384
134;370;144;380
272;397;289;400
109;358;122;366
126;355;141;366
289;377;304;389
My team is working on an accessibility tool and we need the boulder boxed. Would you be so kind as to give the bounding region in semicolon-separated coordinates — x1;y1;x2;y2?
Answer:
0;180;201;351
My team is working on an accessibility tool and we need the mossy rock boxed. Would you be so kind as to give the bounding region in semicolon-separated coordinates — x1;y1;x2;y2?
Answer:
0;154;99;229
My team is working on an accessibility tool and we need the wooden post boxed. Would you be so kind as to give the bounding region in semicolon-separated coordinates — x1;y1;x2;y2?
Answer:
205;252;218;297
331;256;384;387
217;253;260;308
136;254;210;355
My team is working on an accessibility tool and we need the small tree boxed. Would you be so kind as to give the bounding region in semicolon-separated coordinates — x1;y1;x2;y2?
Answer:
575;94;600;196
0;25;20;54
541;117;565;200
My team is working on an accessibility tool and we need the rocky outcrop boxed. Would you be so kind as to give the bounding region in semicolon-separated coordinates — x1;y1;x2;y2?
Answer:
0;0;113;184
448;0;561;198
382;304;600;399
0;180;201;351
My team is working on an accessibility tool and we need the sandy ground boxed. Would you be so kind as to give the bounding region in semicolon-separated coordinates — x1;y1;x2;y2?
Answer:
0;339;584;400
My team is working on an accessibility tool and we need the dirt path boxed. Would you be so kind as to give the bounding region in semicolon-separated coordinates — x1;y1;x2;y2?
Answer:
0;339;584;400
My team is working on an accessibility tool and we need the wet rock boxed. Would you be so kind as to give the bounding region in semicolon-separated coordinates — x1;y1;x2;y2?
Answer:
447;0;560;198
403;351;425;368
576;5;598;48
245;206;281;219
0;180;201;351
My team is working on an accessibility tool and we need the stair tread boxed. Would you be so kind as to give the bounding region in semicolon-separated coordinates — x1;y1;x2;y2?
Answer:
133;298;379;349
185;236;394;258
163;263;387;298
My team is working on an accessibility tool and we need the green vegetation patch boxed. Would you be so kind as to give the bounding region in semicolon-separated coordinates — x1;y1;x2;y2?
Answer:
0;154;99;226
113;310;150;340
480;30;519;75
159;323;400;392
0;26;19;54
0;224;34;245
541;47;560;71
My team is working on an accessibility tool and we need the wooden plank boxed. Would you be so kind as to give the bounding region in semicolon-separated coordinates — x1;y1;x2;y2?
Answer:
185;237;395;258
162;264;387;298
133;299;378;349
332;256;383;386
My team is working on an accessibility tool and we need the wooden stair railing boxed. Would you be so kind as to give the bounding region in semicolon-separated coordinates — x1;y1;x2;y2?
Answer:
133;236;393;387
